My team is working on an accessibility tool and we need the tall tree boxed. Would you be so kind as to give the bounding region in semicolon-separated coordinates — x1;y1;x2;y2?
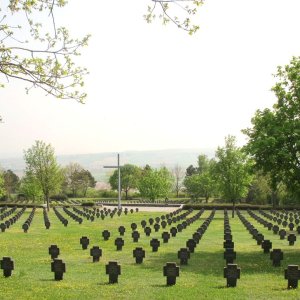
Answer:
138;166;173;201
0;0;90;112
214;136;253;217
172;164;184;198
243;56;300;203
0;171;5;199
3;169;19;198
19;173;43;202
109;164;140;200
24;140;63;210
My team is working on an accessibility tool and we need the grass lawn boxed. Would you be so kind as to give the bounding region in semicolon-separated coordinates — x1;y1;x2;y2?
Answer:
0;207;300;300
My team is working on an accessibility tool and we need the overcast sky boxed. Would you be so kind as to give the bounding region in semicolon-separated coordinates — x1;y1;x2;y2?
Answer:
1;0;300;158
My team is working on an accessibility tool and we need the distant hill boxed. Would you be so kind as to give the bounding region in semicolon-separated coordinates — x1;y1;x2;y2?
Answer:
0;148;215;181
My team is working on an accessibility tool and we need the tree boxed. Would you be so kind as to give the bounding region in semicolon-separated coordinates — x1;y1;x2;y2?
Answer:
172;164;184;198
24;140;63;210
19;173;43;202
0;171;5;199
243;56;300;204
0;1;90;108
138;166;173;201
183;154;215;202
109;164;140;200
144;0;204;35
3;169;19;199
63;162;95;197
214;136;253;217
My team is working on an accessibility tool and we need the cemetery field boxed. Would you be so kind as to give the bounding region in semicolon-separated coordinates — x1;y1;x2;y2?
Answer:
1;207;300;300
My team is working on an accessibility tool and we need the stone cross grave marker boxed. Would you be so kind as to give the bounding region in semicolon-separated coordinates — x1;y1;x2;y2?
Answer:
51;259;66;281
163;262;180;286
288;234;296;246
118;226;125;236
224;264;240;287
150;238;160;252
178;248;190;265
261;240;272;253
285;265;300;289
90;246;102;262
0;257;14;277
132;231;140;242
106;261;121;284
144;226;151;236
49;245;60;260
162;232;170;243
102;230;111;241
133;247;145;264
115;238;124;251
80;236;89;250
270;249;283;267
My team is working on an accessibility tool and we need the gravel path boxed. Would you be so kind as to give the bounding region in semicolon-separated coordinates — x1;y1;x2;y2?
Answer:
103;205;183;212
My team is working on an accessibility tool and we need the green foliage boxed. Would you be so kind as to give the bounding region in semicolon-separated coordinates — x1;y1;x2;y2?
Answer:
243;56;300;202
184;154;215;202
144;0;203;35
0;0;90;102
214;136;253;202
109;164;140;200
23;140;63;209
0;170;5;198
63;163;96;197
19;173;43;201
138;166;174;201
3;169;19;198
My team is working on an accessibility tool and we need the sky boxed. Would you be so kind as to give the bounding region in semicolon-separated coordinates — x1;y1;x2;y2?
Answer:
1;0;300;158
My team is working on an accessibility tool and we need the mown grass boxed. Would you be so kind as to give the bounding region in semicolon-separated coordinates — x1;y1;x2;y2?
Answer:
0;208;300;300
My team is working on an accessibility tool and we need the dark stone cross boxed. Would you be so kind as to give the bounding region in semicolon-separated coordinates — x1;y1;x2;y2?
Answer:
144;226;151;236
150;238;160;252
51;259;66;281
177;248;190;265
270;249;283;267
106;261;121;284
285;265;300;289
90;246;102;262
261;240;272;253
224;264;241;287
0;223;6;232
102;230;111;241
288;234;296;246
186;239;197;253
141;220;147;228
154;223;160;232
279;229;287;240
115;238;124;251
80;236;90;250
272;225;279;234
131;223;137;231
163;262;180;286
162;232;170;243
133;247;145;264
118;226;125;236
289;223;295;231
49;245;60;260
0;257;14;277
161;221;167;229
255;233;264;245
132;231;140;242
224;248;236;264
170;227;177;237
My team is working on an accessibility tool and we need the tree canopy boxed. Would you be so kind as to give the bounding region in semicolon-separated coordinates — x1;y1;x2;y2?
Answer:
0;0;90;103
24;140;63;210
214;136;253;215
243;56;300;202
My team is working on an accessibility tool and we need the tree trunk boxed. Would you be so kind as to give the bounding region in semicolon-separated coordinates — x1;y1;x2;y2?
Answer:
46;194;50;211
125;189;128;200
232;200;235;218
